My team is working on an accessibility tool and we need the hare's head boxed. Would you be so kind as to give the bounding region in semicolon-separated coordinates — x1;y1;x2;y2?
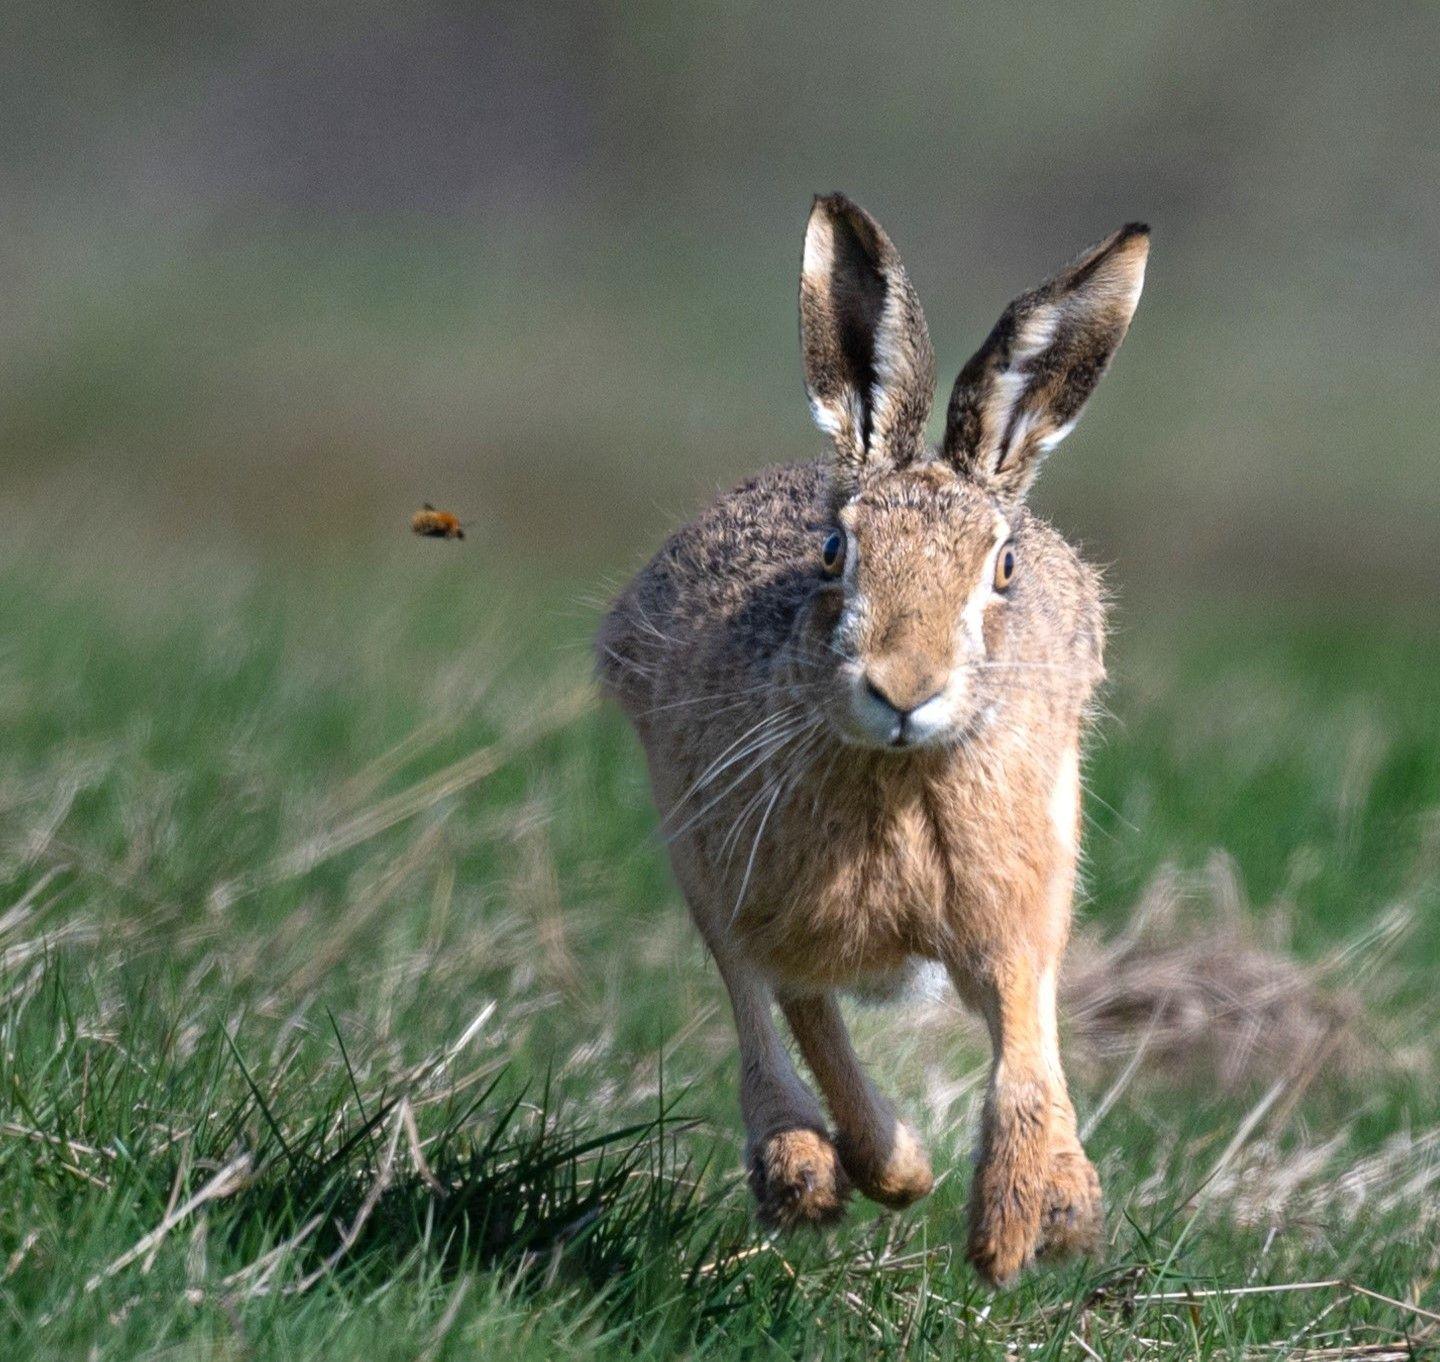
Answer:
794;195;1148;750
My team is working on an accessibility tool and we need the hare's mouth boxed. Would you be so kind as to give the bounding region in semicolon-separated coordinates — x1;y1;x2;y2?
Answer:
832;672;993;753
894;702;996;753
833;693;999;754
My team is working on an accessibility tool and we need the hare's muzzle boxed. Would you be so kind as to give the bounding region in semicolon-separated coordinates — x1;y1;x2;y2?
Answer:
854;664;957;749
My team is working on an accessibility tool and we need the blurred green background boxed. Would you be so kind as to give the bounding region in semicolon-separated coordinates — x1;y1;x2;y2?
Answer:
4;8;1440;1353
4;0;1437;601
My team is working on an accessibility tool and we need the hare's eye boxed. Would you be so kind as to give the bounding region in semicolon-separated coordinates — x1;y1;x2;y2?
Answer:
821;531;846;578
993;541;1017;592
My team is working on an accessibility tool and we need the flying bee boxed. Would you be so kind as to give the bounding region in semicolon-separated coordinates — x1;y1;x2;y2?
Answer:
411;504;465;540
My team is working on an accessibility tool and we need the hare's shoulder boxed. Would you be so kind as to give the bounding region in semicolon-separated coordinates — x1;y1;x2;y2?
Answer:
596;462;829;705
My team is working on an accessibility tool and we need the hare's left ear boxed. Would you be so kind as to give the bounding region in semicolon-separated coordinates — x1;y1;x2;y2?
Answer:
942;224;1149;505
800;195;936;493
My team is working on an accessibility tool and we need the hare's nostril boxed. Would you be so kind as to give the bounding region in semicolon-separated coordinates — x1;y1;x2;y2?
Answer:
863;672;945;719
863;674;903;715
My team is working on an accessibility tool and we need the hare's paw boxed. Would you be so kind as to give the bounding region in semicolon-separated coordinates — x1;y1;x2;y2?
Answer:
965;1137;1051;1287
966;1188;1044;1288
838;1121;934;1210
1037;1146;1102;1261
748;1127;850;1229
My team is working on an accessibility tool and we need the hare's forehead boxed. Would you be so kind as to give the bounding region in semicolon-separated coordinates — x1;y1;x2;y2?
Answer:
839;488;1009;577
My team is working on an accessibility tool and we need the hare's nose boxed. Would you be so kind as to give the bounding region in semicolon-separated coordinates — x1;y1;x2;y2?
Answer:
863;671;944;719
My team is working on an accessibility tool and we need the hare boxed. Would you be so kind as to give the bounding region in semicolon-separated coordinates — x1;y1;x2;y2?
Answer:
596;195;1148;1286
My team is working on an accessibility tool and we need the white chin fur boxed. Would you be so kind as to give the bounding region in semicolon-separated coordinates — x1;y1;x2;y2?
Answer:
901;693;954;746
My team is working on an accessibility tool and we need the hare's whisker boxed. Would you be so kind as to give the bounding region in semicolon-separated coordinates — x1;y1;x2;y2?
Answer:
719;742;801;858
1079;783;1139;834
719;782;773;866
719;721;826;866
665;717;818;840
666;705;804;813
597;641;658;680
638;678;823;718
730;779;789;925
729;725;826;924
719;764;789;868
789;640;856;668
680;716;824;845
684;712;811;799
812;636;854;662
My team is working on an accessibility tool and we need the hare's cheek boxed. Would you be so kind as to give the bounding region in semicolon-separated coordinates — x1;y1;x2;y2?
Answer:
833;590;873;656
980;599;1007;654
804;597;852;668
810;587;845;633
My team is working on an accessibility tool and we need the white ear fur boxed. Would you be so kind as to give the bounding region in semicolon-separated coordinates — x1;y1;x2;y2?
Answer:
801;211;863;454
799;195;936;494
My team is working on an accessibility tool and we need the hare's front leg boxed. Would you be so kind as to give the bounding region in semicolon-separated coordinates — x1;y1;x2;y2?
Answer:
949;942;1101;1286
781;992;934;1209
710;949;851;1228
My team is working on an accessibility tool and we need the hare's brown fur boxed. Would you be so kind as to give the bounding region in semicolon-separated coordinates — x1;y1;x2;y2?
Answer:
598;196;1147;1285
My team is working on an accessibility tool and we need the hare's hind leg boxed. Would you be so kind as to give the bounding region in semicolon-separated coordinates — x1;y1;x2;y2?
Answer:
780;993;934;1209
709;949;851;1228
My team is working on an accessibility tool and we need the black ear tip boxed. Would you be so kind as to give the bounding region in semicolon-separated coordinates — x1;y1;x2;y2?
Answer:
1119;221;1151;241
812;191;854;217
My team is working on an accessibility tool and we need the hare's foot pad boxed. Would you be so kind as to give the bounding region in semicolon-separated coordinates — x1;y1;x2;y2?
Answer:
1037;1147;1102;1261
838;1121;934;1210
749;1127;850;1229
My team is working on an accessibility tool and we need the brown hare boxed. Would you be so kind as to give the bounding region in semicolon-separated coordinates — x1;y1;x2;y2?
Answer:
596;195;1148;1287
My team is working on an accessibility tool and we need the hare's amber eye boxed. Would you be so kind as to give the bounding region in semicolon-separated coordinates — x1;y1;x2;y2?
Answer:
821;531;846;577
994;541;1017;591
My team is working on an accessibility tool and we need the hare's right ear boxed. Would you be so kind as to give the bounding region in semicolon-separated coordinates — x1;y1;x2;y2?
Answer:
800;195;936;494
942;224;1149;506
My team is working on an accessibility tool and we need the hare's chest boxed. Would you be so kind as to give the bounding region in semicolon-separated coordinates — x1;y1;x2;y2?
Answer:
731;787;966;988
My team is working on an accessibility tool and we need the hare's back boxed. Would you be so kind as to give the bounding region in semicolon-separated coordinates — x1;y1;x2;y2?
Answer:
596;461;829;712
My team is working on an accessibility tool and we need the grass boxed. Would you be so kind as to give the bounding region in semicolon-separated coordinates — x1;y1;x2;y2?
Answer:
1;537;1439;1358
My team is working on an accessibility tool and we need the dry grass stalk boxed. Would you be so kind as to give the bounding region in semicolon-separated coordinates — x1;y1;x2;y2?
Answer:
85;1153;253;1291
1061;853;1400;1087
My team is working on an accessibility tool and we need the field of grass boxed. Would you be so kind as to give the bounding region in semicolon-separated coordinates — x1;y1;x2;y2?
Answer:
2;539;1438;1359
